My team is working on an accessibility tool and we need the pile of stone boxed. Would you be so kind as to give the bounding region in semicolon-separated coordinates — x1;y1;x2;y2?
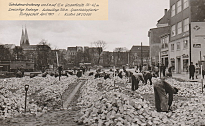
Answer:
76;77;205;126
0;75;78;119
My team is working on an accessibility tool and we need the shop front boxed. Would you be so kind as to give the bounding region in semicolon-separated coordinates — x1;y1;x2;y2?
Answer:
182;54;189;72
176;56;181;74
170;58;175;72
161;50;169;68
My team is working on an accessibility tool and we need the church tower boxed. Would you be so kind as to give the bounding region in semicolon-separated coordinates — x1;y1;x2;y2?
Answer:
24;26;29;45
20;26;30;47
20;28;25;46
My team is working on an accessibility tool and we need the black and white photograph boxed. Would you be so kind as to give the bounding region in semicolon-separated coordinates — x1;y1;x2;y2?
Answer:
0;0;205;125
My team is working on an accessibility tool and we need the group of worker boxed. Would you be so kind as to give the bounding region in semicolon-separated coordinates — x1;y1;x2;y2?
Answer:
127;67;178;113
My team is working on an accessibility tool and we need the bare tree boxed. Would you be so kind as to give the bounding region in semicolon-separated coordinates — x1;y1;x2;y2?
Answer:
0;45;12;60
13;46;24;60
113;47;128;52
35;39;52;70
113;47;128;66
38;39;51;47
92;40;107;65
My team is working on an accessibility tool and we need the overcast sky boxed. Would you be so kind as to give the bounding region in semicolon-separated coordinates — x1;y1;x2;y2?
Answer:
0;0;169;51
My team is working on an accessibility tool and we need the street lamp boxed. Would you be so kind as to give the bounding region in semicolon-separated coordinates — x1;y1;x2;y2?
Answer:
25;84;29;113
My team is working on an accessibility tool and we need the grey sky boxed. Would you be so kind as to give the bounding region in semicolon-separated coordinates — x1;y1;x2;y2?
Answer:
0;0;169;51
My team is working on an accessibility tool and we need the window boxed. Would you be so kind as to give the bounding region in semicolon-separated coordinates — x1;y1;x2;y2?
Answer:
177;0;182;13
177;22;182;34
161;36;169;49
171;25;176;36
171;44;174;51
161;38;166;49
171;4;176;17
183;40;188;49
183;18;189;32
177;42;180;50
183;59;188;72
165;36;169;48
183;0;189;9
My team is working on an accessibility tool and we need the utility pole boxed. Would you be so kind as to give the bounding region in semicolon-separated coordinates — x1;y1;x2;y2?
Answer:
189;23;192;65
159;52;161;79
200;51;203;93
141;42;143;66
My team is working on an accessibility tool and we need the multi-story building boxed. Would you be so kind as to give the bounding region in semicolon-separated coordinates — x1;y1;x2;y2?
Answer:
66;46;103;67
129;45;150;67
169;0;205;73
66;47;77;64
113;51;129;67
19;27;52;70
101;51;113;67
160;30;170;68
148;9;170;66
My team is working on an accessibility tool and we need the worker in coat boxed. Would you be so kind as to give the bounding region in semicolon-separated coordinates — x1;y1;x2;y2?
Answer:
189;62;195;80
131;72;145;91
143;71;152;85
154;78;178;112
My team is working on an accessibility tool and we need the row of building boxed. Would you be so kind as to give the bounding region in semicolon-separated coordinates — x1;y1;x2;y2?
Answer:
149;0;205;73
0;27;150;72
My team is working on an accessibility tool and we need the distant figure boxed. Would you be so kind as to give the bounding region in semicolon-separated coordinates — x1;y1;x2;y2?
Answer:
167;66;173;77
195;63;200;79
142;64;148;72
104;73;110;80
161;64;166;77
20;65;25;77
155;66;159;77
58;66;63;80
143;71;152;85
139;65;142;72
16;70;23;78
189;62;195;80
42;66;46;73
76;70;82;78
94;72;100;79
42;72;48;77
89;72;94;76
118;71;123;79
73;67;77;74
154;78;178;112
131;72;145;91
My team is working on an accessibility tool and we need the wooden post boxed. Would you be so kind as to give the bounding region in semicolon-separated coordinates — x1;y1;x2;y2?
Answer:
201;64;203;93
25;90;27;113
200;51;203;93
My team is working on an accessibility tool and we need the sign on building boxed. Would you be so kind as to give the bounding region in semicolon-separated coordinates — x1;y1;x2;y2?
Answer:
193;44;201;48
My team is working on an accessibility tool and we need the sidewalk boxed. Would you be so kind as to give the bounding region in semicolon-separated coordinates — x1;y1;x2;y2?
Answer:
172;72;204;82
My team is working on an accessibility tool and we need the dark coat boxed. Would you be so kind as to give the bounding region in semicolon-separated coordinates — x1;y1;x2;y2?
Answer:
189;65;195;75
154;80;175;111
143;71;152;85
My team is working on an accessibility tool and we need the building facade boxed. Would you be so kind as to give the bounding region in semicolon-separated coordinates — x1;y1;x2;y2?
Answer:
129;45;150;67
148;9;170;66
160;32;170;68
169;0;205;73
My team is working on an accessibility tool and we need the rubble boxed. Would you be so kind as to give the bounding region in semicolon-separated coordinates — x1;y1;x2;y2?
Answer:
76;76;205;126
1;73;205;125
0;75;78;119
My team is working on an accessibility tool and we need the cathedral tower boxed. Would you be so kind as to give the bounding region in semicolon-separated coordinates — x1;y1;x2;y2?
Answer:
20;26;30;47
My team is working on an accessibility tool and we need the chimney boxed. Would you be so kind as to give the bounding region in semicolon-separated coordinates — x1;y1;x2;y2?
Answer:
164;9;167;15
